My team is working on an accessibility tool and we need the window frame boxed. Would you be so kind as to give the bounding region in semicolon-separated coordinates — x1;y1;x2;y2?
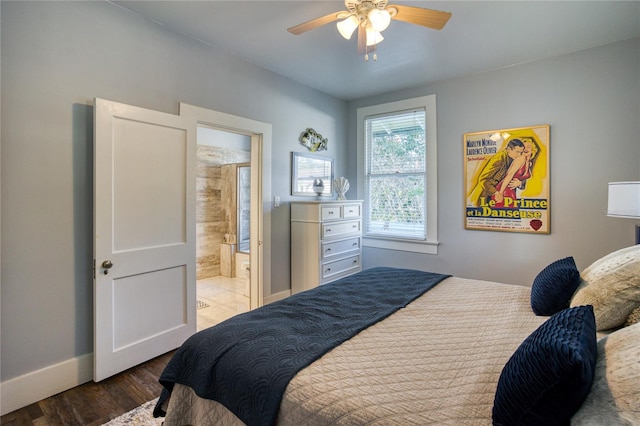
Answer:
356;95;438;254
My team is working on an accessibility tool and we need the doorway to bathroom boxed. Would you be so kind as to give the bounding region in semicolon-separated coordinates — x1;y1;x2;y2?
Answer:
195;126;252;331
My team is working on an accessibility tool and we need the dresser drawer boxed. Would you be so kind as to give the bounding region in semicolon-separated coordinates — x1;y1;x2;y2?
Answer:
342;204;361;218
322;237;360;260
322;254;361;280
322;220;360;239
321;206;342;221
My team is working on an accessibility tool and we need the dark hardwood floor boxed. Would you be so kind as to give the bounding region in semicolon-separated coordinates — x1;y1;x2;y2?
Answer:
1;350;175;426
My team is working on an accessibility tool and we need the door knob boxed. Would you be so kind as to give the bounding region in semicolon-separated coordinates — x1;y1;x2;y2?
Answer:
102;260;113;274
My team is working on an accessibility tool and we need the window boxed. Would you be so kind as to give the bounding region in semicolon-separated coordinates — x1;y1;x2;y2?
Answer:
357;95;438;254
365;109;426;239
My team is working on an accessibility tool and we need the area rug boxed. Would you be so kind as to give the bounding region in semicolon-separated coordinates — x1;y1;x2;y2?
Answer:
102;398;163;425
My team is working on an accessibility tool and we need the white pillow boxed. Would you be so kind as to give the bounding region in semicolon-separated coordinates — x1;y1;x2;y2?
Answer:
571;245;640;330
571;322;640;425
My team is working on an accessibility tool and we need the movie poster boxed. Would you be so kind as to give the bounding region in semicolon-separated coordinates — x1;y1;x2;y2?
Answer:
464;125;550;234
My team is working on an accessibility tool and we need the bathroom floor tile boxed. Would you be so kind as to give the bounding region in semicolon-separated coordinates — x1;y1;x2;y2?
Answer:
197;276;249;332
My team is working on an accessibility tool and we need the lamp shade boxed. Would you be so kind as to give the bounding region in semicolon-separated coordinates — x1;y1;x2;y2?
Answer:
607;181;640;218
337;15;359;40
368;9;391;32
365;27;384;46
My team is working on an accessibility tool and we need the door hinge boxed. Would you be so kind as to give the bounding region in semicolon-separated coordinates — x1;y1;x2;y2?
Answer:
93;259;96;279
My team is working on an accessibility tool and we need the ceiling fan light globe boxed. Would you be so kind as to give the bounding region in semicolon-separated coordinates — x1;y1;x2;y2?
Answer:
365;27;384;46
368;9;391;32
337;15;359;39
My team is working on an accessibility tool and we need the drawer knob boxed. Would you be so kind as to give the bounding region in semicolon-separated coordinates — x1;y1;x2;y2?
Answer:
353;243;358;247
353;260;358;264
326;228;332;232
329;211;334;214
325;248;332;252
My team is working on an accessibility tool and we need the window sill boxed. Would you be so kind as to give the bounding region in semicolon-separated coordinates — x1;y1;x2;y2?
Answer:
362;237;439;254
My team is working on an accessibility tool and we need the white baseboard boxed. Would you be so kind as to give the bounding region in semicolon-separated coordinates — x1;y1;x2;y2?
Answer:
264;289;291;305
0;353;93;416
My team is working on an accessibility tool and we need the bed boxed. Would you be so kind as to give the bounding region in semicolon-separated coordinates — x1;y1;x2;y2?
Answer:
154;246;640;425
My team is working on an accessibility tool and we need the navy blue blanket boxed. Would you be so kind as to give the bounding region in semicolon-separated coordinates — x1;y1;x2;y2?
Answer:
154;267;449;425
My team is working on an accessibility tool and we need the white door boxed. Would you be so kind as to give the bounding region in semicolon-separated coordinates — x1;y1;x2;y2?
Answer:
93;98;196;381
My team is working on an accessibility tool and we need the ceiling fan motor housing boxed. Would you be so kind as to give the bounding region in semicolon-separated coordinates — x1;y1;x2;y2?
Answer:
346;0;388;15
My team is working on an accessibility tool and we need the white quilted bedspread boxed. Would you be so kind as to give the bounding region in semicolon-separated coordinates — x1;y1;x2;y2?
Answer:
164;276;547;425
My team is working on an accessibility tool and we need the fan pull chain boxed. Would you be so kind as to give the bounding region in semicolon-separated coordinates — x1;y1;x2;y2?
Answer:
365;44;378;62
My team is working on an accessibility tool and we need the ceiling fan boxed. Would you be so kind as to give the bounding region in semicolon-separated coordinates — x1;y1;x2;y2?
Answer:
287;0;452;60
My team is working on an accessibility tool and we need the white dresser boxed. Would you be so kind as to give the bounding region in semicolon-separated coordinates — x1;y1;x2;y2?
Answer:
291;200;363;294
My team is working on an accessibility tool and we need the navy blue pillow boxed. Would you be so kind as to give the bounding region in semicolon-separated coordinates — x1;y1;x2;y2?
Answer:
531;257;581;316
492;305;597;426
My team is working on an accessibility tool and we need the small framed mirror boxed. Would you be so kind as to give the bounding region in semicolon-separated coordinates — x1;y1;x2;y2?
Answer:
291;152;334;197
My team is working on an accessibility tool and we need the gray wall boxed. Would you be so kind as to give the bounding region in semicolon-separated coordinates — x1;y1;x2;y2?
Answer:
0;1;347;381
347;37;640;286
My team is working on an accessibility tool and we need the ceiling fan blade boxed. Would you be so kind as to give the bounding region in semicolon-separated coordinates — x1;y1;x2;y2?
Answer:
357;24;366;56
388;4;452;30
287;11;346;35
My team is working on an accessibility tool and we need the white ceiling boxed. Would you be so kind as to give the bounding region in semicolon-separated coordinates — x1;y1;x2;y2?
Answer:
111;1;640;101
